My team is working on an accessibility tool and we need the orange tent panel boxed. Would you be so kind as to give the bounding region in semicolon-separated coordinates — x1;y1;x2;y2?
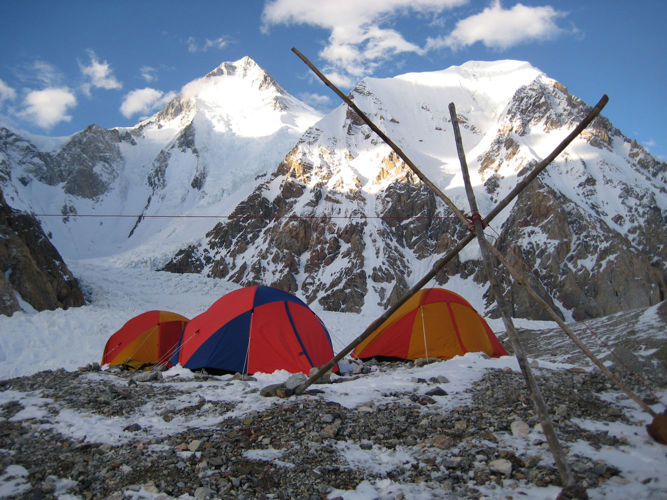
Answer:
102;310;189;368
352;288;507;361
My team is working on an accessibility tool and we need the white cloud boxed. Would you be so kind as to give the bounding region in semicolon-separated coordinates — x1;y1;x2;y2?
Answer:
429;0;564;50
187;36;229;53
204;37;229;51
299;92;333;109
79;50;122;96
262;0;466;86
140;66;158;83
19;87;77;129
31;61;62;87
120;88;175;119
0;78;16;105
187;36;198;53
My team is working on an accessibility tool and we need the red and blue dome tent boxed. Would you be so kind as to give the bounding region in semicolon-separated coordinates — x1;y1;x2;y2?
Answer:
170;286;337;375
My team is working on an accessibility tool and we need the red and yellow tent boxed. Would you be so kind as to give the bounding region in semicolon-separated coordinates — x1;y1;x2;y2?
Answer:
352;288;507;361
102;310;189;369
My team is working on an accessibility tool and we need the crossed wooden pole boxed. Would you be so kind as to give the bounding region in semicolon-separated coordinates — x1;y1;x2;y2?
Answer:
290;46;660;493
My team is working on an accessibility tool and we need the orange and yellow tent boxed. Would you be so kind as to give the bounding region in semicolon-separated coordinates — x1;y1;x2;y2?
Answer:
352;288;507;361
102;310;189;369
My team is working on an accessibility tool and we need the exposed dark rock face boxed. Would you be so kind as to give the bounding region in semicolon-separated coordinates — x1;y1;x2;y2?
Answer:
1;124;127;202
162;75;665;320
0;190;85;315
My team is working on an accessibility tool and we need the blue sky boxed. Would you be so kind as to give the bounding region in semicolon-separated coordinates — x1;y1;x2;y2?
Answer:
0;0;664;158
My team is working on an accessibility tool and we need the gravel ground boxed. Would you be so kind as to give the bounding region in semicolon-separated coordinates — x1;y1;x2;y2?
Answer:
1;303;665;499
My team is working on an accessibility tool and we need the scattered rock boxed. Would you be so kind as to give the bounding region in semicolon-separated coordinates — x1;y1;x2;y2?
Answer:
188;439;203;452
489;458;512;476
0;360;642;499
511;419;530;437
425;387;448;396
309;366;333;384
259;383;282;397
133;370;161;383
284;373;307;390
276;386;294;398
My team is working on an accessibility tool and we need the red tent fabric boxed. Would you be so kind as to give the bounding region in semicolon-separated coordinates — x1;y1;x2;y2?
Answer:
352;288;507;361
170;286;337;374
102;310;189;369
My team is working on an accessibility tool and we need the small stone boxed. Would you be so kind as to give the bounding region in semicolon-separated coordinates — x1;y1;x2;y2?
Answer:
309;366;332;384
488;458;512;476
414;358;435;367
417;395;437;405
195;486;215;499
321;413;335;424
511;420;530;437
143;482;159;493
429;435;454;449
276;387;294;398
123;423;142;432
284;373;307;390
454;420;467;431
321;420;341;437
259;383;282;397
188;439;202;452
425;387;448;396
133;371;161;383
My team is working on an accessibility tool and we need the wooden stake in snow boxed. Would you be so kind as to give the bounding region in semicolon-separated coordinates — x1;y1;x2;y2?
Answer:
449;101;577;490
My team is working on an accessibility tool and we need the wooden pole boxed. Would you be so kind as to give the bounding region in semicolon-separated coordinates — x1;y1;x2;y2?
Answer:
292;47;608;395
450;102;577;489
482;235;658;418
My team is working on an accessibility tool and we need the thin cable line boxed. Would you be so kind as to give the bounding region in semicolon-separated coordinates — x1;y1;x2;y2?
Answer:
0;212;454;220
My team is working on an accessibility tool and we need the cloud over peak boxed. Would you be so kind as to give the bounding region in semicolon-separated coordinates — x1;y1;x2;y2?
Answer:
263;0;463;85
263;0;567;87
79;50;122;96
429;1;564;50
120;88;176;119
0;78;16;105
186;36;230;53
19;88;77;129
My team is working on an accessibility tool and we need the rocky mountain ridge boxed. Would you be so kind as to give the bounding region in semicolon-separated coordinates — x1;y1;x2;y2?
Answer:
0;58;664;319
164;61;665;320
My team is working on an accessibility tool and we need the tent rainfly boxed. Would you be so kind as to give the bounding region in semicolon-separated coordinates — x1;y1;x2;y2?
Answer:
352;288;507;361
170;285;337;375
102;310;189;370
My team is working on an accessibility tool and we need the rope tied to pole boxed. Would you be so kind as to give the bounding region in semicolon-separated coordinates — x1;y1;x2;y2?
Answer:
465;211;486;233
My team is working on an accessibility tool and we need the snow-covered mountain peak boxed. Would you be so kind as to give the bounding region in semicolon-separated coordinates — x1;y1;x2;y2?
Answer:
204;56;269;84
0;56;323;261
140;56;317;138
1;57;664;322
